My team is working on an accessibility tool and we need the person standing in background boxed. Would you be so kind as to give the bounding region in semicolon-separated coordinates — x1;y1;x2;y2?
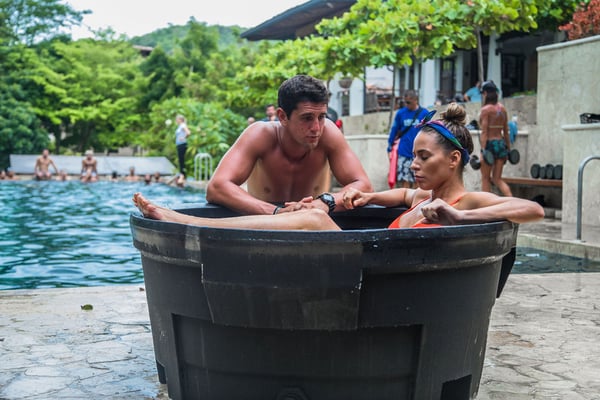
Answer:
387;90;428;189
479;80;512;196
463;81;481;103
175;114;191;178
261;104;279;122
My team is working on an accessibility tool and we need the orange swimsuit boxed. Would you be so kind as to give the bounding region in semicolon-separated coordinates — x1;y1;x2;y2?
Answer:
388;196;464;229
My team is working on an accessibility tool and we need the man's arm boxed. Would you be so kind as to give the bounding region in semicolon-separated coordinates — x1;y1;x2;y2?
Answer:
206;124;279;215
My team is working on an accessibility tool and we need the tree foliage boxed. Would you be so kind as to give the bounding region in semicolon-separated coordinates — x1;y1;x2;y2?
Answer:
0;89;49;170
0;0;87;45
316;0;577;83
559;0;599;40
139;98;246;176
31;38;145;153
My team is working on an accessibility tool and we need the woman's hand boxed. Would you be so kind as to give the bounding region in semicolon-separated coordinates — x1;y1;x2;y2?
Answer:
420;198;463;226
342;188;372;210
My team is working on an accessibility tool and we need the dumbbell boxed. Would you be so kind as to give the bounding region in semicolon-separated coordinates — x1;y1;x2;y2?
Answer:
470;154;481;170
530;163;540;178
553;164;563;180
543;163;554;179
508;149;520;164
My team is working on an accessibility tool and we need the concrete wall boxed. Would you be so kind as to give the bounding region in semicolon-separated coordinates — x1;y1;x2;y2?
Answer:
535;36;600;225
345;135;389;191
534;36;600;165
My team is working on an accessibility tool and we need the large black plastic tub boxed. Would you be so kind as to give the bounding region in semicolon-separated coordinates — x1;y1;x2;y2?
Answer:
130;205;518;400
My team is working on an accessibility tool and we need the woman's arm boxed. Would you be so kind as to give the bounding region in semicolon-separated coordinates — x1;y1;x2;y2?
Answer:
425;192;545;225
342;187;421;209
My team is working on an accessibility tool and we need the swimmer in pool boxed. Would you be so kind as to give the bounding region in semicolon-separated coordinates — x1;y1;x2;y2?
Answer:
133;104;544;230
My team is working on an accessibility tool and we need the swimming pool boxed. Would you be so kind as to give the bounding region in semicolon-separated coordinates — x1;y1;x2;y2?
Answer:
1;181;598;290
0;180;206;290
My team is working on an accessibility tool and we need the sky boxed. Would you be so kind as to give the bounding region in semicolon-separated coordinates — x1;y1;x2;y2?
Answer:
67;0;307;39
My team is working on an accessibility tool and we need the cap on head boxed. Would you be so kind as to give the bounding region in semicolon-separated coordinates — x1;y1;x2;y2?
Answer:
481;80;498;93
85;150;93;156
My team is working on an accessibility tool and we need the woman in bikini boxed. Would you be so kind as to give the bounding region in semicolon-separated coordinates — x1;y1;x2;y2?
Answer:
133;103;543;230
478;80;512;196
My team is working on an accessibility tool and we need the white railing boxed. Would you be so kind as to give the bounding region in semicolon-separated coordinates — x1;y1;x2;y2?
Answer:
576;155;600;240
194;153;213;182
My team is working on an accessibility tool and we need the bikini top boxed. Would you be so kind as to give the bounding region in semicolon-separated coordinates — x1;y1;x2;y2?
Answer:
388;195;464;229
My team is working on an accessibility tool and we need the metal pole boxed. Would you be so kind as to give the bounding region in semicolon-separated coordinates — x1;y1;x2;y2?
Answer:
576;155;600;240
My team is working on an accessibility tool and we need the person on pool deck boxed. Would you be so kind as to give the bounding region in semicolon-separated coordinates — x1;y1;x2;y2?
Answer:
34;149;59;181
205;74;373;215
133;103;544;230
80;150;98;183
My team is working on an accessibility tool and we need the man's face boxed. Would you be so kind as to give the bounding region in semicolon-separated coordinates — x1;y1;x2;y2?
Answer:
279;102;328;149
42;150;49;158
266;106;276;118
404;96;418;111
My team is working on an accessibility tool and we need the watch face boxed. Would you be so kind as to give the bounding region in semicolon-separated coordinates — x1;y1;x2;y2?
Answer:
321;193;334;202
317;193;335;213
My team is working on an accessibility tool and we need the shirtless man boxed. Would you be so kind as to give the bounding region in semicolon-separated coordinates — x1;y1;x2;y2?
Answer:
479;80;512;196
34;149;59;180
80;150;98;182
205;74;373;215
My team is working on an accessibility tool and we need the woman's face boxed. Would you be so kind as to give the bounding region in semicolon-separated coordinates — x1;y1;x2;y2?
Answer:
411;131;458;190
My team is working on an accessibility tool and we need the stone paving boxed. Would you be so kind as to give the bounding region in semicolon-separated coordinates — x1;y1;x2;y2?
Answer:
1;272;599;400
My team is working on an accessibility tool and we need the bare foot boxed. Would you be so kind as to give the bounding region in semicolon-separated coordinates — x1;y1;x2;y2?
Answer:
132;192;187;223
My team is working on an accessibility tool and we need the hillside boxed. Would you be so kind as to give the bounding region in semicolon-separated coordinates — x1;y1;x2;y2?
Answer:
130;23;247;53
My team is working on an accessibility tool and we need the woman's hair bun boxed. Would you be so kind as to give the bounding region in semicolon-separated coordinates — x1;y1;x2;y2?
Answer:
440;103;466;126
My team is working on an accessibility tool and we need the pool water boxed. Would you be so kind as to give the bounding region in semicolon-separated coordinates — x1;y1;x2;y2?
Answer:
0;180;206;290
513;247;600;274
1;181;598;290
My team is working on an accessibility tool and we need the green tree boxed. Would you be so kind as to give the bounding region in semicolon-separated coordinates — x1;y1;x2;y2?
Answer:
225;37;330;111
0;0;87;45
31;38;144;153
0;89;49;170
139;46;178;110
317;0;581;84
172;19;219;100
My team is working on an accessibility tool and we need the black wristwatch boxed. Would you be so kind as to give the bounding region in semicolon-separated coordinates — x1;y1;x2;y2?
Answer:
316;192;336;214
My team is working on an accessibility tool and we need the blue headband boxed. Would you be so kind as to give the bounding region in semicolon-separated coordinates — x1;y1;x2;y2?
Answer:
416;110;470;165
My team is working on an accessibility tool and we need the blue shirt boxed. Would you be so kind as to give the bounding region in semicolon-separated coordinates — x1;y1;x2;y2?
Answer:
465;86;481;102
387;107;429;158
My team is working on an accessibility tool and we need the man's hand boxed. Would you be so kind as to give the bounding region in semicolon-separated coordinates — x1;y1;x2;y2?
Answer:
279;196;329;213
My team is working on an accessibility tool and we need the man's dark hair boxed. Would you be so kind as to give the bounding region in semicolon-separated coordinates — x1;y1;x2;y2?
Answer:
277;75;328;118
404;89;419;100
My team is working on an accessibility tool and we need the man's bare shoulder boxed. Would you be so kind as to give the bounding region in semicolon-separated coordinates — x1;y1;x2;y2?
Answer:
237;122;279;150
318;119;346;149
